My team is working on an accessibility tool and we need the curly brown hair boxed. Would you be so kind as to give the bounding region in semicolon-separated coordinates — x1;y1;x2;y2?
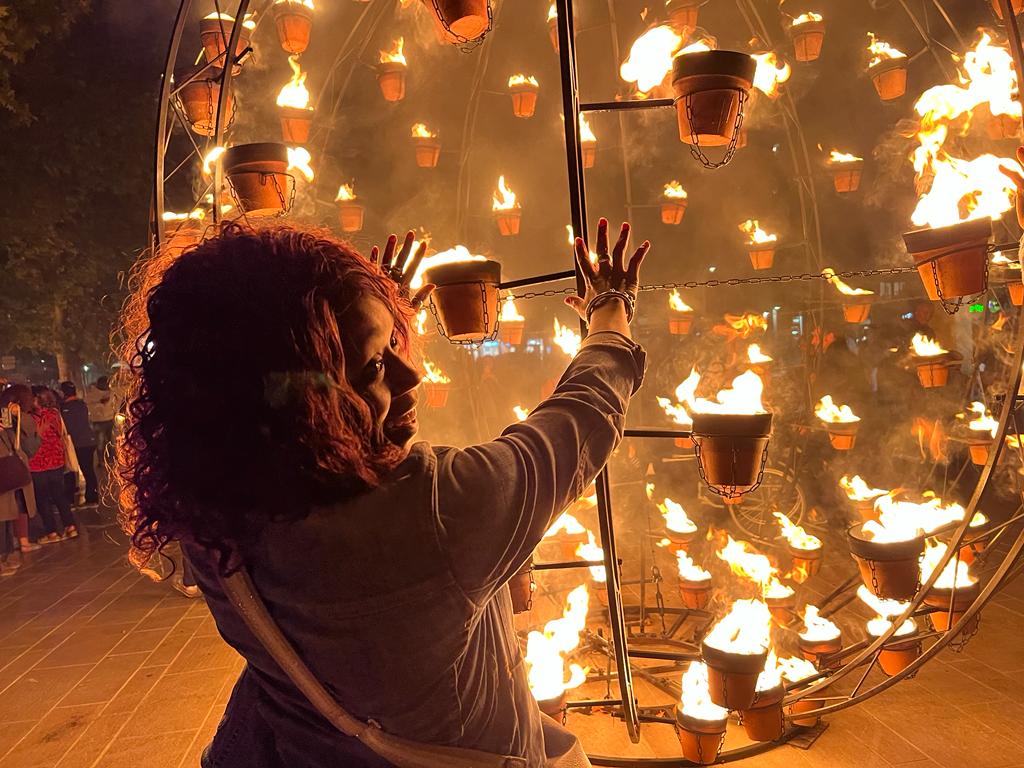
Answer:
116;223;415;572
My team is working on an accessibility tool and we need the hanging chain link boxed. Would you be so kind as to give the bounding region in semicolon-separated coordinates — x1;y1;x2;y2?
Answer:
429;0;493;52
685;89;746;170
429;281;500;347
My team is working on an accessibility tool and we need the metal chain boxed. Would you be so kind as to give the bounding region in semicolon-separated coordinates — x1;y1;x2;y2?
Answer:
430;280;500;347
685;88;746;170
692;437;770;499
429;0;493;52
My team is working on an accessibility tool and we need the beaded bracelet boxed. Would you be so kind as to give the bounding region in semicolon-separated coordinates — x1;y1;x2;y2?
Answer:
586;289;636;324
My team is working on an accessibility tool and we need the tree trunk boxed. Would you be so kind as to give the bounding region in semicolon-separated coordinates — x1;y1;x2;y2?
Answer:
53;304;71;381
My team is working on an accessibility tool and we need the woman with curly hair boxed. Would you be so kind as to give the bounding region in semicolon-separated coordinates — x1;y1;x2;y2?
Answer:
117;219;649;768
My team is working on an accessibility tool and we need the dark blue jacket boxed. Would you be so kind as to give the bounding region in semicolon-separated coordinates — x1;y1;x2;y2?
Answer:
60;398;96;448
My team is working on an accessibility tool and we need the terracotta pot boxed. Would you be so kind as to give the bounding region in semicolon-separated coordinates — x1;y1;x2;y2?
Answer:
223;143;293;216
662;200;688;225
740;684;785;741
581;141;597;169
675;436;695;450
925;581;980;633
536;690;567;717
830;160;863;193
378;62;407;102
423;381;451;408
851;497;880;523
825;421;859;451
987;112;1020;140
676;712;727;765
869;58;907;101
671;50;756;146
691;412;773;494
509;561;534;613
798;633;842;666
1008;280;1024;306
702;641;768;710
904;218;991;301
788;542;823;579
992;0;1024;18
337;201;365;233
679;578;712;610
495;209;522;236
669;314;693;334
842;298;873;323
200;16;252;67
876;633;922;676
272;1;313;55
749;247;775;270
848;523;924;601
413;137;441;168
498;319;524;345
423;259;502;341
176;65;235;137
967;437;996;466
510;82;539;118
431;0;489;40
666;0;700;31
279;106;313;144
914;357;951;388
789;20;825;63
766;593;797;626
786;695;823;727
663;528;698;553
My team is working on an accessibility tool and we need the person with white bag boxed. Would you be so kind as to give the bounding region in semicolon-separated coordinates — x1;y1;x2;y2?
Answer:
28;386;78;542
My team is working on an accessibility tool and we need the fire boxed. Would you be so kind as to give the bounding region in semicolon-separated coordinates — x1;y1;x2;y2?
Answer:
858;585;917;637
576;532;606;582
792;11;823;26
841;475;889;502
800;604;840;642
658;497;697;534
664;181;688;200
410;245;485;290
501;294;525;322
691;370;766;415
379;37;407;66
822;267;873;296
656;367;700;428
747;344;772;364
286;147;314;182
867;32;906;68
680;39;714;55
161;209;205;222
703;598;773;654
203;11;257;30
865;493;969;542
778;655;818;684
335;183;356;202
525;584;590;702
414;309;427;336
202;146;226;176
508;73;539;88
565;225;599;263
545;512;587;538
726;313;768;337
553;318;582;357
739;219;778;245
579;113;597;144
677;550;711;582
921;541;977;590
668;290;693;312
756;650;783;692
967;401;998;438
829;150;863;164
774;512;821;551
679;662;729;721
547;3;556;22
513;405;530;422
910;333;948;357
275;0;314;6
619;25;683;93
411;122;437;139
751;51;792;98
277;55;312;110
422;359;451;385
716;536;794;600
492;175;519;211
814;395;860;424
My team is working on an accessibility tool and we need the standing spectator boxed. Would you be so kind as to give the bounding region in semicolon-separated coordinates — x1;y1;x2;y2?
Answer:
86;375;118;466
60;382;98;506
1;389;41;573
28;388;77;543
0;386;42;553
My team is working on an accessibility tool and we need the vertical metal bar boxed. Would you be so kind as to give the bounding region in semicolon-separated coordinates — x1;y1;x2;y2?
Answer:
554;0;640;742
999;0;1024;135
212;0;251;225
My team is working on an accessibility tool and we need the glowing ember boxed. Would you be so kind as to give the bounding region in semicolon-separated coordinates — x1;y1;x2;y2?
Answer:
822;267;874;296
703;598;773;654
800;604;840;642
967;401;998;438
658;497;697;534
411;122;437;139
679;662;729;721
545;512;587;538
829;150;863;164
379;37;407;66
747;344;772;364
814;395;860;424
411;245;485;290
739;219;778;245
492;175;519;211
508;73;539;88
619;25;683;93
691;370;766;415
553;318;582;357
576;532;607;582
669;289;693;312
202;146;226;176
677;550;711;581
664;180;688;199
335;183;356;202
858;585;917;637
277;55;312;110
286;146;314;182
656;367;700;428
910;333;947;357
921;541;977;590
867;33;906;68
716;536;794;599
422;359;451;384
579;113;597;144
751;52;792;98
841;475;889;502
774;512;821;551
525;584;590;701
501;294;525;322
513;405;530;421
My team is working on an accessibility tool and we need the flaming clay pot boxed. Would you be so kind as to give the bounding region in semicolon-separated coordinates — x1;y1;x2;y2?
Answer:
967;436;997;466
671;51;757;146
674;436;695;450
914;355;952;388
337;201;365;233
786;690;825;727
177;66;235;137
510;82;539;118
413;137;441;168
272;1;313;55
987;112;1020;140
676;712;727;765
925;582;981;633
679;577;712;610
869;58;907;101
200;16;252;67
661;200;688;225
423;381;451;408
279;106;313;144
748;246;775;270
904;218;992;302
666;0;701;31
830;159;864;193
848;523;925;601
825;421;859;451
798;633;843;666
663;528;699;553
876;633;922;676
992;0;1024;18
788;543;823;579
691;412;773;495
789;20;825;63
669;313;694;335
702;641;769;710
765;593;797;626
581;141;597;169
509;560;534;613
494;209;522;236
423;259;502;341
740;684;785;742
536;690;567;718
223;143;294;216
841;296;873;323
497;319;524;345
431;0;489;40
377;62;407;102
1008;280;1024;306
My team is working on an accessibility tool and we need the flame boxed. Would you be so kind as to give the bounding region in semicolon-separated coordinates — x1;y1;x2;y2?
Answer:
202;146;226;177
203;11;256;30
286;146;314;182
722;313;768;338
335;183;356;202
747;344;772;364
411;122;437;139
910;333;948;357
410;245;485;290
800;604;840;642
739;219;778;245
508;73;539;88
275;0;314;7
658;497;697;534
865;493;969;542
778;655;818;683
752;52;792;98
774;512;821;551
513;405;530;421
991;251;1018;265
379;37;407;66
677;550;711;582
492;175;519;211
668;289;693;312
756;650;783;692
679;662;729;721
822;267;874;296
814;395;860;424
553;318;582;357
858;585;917;637
663;181;688;200
680;38;714;55
691;370;766;415
828;150;863;164
921;541;977;590
703;598;773;655
1008;434;1022;448
716;536;793;599
579;113;597;144
422;359;451;385
547;3;557;22
414;308;428;336
277;55;312;110
576;532;606;582
501;294;525;322
161;209;205;222
525;584;590;701
545;511;587;538
791;11;823;26
656;367;700;428
867;32;906;68
619;25;683;93
967;401;998;437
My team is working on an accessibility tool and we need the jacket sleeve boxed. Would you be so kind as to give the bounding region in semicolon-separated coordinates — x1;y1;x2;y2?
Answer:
433;331;646;602
16;415;41;458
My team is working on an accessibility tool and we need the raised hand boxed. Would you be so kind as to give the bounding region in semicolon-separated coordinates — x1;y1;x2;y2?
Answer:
564;218;650;323
370;230;434;308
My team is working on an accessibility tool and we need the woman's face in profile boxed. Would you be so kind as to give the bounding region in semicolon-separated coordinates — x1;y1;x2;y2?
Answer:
343;296;422;451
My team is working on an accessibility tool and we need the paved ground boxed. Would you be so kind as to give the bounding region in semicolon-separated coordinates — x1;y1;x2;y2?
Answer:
2;524;1024;768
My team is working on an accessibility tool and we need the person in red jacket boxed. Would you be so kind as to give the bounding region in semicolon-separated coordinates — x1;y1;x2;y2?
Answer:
28;387;77;543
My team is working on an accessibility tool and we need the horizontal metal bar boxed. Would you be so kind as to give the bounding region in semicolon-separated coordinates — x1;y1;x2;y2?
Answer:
580;98;675;112
623;428;692;439
626;648;696;661
498;270;577;290
566;698;623;709
533;559;607;571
